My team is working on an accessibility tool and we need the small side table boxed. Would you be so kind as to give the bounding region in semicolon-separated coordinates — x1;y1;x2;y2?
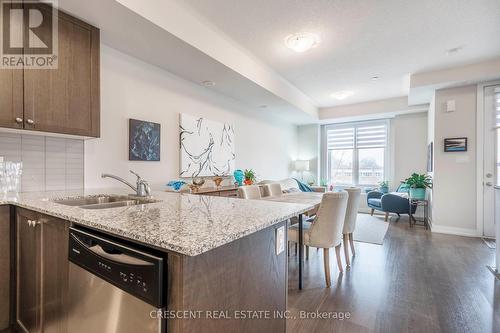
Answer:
409;198;429;229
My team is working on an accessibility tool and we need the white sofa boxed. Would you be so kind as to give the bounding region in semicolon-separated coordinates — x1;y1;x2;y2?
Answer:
259;178;326;193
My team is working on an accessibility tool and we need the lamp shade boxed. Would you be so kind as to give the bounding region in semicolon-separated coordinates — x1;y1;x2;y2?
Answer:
295;160;310;172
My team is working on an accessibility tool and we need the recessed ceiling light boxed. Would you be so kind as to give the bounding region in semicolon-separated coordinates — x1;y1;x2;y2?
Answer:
371;76;380;81
331;90;354;100
446;46;464;55
284;32;321;53
258;105;268;109
201;80;215;87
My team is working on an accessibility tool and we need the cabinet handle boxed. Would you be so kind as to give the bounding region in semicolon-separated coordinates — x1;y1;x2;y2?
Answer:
27;220;41;227
15;117;23;124
26;119;35;125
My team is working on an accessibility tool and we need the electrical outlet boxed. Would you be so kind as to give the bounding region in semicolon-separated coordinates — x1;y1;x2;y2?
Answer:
275;226;285;255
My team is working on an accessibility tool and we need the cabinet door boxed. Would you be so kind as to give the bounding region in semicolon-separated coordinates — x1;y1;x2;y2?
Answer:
16;209;41;333
0;206;11;330
0;1;24;130
0;69;23;129
40;215;69;333
23;6;100;137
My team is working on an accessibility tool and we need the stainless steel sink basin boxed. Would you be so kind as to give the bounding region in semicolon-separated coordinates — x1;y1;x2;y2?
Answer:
52;195;159;209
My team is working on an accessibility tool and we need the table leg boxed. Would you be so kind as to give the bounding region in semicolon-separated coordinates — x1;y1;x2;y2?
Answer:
298;213;303;290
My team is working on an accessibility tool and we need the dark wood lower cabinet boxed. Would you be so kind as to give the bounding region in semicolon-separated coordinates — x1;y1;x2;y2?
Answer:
168;222;287;333
16;208;69;333
0;206;11;331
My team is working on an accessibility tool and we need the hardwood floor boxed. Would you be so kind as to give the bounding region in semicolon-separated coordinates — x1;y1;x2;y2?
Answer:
287;217;500;333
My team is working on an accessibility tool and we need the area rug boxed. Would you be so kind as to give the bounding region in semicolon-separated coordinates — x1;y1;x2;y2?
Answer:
482;238;496;249
352;213;389;245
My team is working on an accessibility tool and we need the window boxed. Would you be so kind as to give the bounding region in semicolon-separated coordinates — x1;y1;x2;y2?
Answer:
324;120;389;186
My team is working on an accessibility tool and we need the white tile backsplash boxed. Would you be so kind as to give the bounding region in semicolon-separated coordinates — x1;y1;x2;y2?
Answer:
0;133;84;192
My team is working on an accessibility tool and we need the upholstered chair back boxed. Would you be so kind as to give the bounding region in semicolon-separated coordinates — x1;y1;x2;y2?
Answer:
238;185;262;199
343;187;362;234
308;191;348;248
262;183;282;197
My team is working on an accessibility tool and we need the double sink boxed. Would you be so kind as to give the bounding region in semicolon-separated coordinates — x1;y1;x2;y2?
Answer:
53;195;159;210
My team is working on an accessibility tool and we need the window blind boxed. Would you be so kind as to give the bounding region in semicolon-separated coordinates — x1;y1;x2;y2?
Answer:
326;121;387;150
326;127;355;150
356;124;387;148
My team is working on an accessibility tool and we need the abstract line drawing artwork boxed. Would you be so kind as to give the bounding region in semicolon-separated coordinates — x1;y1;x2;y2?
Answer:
129;119;161;161
179;114;235;177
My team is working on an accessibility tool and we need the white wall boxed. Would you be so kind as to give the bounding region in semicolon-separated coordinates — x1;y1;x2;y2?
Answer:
430;85;478;235
85;45;297;189
391;113;428;187
319;96;428;123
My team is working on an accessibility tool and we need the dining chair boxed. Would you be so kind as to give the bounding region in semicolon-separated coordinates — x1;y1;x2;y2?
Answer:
342;187;361;267
237;185;262;199
262;183;282;197
288;191;348;287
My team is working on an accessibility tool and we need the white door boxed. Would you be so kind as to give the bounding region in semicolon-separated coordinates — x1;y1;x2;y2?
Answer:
483;85;500;238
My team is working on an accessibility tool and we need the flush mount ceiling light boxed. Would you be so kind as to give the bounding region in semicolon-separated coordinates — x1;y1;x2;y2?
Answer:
371;76;380;81
331;90;354;100
201;80;215;87
284;32;321;53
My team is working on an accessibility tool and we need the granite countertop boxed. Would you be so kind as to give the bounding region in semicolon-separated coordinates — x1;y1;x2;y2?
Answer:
0;188;313;256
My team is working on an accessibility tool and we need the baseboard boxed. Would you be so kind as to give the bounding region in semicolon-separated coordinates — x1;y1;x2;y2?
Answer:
431;224;479;237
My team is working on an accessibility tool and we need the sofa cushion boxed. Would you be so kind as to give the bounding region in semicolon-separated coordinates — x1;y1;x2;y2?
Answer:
259;178;300;193
368;198;382;208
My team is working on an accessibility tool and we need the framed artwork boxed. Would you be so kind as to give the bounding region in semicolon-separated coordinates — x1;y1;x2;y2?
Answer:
129;119;161;161
444;137;467;152
427;142;433;172
179;113;235;177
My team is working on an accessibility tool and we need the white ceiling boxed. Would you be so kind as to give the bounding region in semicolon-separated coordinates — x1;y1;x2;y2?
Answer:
181;0;500;107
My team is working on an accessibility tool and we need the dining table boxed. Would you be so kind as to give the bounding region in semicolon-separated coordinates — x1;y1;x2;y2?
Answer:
260;191;324;289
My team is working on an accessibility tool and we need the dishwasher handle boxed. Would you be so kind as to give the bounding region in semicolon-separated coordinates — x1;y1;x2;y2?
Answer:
70;232;154;266
88;243;154;266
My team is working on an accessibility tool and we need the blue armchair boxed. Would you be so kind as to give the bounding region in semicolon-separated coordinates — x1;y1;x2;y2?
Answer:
367;183;416;222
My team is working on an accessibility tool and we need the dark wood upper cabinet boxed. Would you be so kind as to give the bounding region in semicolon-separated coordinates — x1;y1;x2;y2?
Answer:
24;7;100;137
0;5;100;137
0;69;24;130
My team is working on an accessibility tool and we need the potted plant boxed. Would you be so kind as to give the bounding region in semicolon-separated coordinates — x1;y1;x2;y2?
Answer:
243;169;256;185
378;180;389;193
404;173;432;200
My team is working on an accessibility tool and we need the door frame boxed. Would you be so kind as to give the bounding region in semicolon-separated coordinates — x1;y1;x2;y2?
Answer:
476;80;500;237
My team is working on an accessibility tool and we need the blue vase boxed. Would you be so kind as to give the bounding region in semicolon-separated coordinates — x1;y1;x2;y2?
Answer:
167;180;186;191
409;188;426;200
380;186;389;194
233;169;244;186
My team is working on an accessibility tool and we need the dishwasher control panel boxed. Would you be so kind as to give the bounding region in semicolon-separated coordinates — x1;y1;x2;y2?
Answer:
69;227;166;307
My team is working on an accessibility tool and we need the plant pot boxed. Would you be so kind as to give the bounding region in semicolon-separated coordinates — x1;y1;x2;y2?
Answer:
409;188;426;200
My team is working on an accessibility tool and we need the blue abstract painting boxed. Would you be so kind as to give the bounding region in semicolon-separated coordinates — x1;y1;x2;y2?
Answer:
129;119;160;161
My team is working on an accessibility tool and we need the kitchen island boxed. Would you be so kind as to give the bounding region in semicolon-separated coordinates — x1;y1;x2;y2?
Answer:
0;188;313;333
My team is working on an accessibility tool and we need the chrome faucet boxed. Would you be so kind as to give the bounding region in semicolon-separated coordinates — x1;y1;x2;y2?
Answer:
101;170;151;197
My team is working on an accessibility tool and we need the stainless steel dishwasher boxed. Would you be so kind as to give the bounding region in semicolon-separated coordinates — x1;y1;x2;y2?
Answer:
67;227;166;333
